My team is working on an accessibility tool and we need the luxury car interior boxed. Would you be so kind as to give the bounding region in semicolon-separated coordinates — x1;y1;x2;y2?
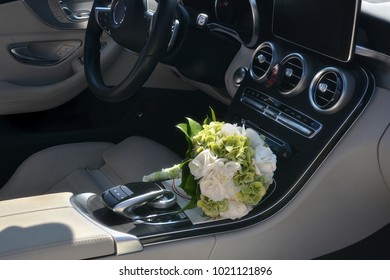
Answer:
0;0;389;259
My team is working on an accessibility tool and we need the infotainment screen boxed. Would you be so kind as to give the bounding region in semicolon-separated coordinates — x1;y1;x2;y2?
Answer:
272;0;361;62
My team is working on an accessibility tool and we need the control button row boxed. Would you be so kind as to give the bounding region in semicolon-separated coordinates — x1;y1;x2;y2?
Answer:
241;88;322;138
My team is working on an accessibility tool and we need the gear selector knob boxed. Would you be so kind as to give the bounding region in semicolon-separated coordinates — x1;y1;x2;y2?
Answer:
101;182;176;218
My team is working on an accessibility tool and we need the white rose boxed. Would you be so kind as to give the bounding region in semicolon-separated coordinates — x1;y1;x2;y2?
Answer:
253;146;277;183
188;149;217;180
243;128;264;149
220;200;252;220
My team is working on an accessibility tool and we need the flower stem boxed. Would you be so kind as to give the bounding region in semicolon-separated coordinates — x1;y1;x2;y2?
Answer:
142;164;181;182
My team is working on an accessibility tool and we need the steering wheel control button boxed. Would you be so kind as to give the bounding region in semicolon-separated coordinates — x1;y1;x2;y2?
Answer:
196;13;209;28
95;6;111;32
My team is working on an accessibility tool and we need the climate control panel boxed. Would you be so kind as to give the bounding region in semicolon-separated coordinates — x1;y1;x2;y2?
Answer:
241;87;322;138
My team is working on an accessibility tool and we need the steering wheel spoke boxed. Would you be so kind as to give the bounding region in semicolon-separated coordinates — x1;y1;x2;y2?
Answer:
85;0;178;102
94;6;111;33
168;19;180;52
144;9;154;39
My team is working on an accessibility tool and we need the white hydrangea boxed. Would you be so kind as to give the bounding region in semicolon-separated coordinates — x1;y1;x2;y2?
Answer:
188;149;217;180
253;145;277;184
220;200;252;220
243;127;265;149
199;159;241;201
190;149;242;202
219;123;242;137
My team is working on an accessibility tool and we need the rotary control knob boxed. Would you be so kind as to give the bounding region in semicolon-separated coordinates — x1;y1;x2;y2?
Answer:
233;67;247;85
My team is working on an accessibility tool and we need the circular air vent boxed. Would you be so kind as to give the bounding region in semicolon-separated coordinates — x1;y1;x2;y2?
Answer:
279;53;307;96
250;42;279;82
309;67;353;114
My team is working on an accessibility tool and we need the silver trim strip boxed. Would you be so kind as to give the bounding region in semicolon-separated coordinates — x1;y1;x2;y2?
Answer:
71;193;143;256
355;45;390;64
278;114;312;136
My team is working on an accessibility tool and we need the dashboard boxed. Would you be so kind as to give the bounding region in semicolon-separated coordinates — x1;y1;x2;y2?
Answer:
181;0;260;47
141;0;377;241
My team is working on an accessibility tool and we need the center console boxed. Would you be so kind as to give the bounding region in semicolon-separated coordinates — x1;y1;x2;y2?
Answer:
225;40;374;224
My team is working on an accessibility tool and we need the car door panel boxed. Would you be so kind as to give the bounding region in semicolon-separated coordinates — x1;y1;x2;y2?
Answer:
0;0;120;115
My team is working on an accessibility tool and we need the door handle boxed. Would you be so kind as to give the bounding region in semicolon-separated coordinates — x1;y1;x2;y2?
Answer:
61;7;90;22
10;41;82;66
10;47;61;66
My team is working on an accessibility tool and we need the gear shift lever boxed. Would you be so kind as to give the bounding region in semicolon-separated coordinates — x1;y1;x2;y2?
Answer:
101;182;176;219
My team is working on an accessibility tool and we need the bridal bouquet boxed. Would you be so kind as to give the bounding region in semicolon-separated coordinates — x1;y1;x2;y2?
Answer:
143;109;277;220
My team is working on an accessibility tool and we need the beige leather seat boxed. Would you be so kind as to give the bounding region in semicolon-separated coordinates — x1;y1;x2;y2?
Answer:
0;136;181;201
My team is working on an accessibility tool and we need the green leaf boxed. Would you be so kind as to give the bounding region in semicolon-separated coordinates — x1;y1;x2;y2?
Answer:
203;107;217;125
179;172;197;198
186;118;202;138
180;196;198;212
177;168;199;211
203;116;212;125
209;107;217;122
176;123;191;142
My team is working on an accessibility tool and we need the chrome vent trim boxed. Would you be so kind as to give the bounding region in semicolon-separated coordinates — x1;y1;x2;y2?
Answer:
309;67;354;114
279;53;306;96
250;42;277;82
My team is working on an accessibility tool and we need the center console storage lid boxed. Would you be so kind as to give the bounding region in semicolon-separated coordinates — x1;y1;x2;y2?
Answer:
0;192;115;259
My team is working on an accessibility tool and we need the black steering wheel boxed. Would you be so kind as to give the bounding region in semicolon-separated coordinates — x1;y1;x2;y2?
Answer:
84;0;177;102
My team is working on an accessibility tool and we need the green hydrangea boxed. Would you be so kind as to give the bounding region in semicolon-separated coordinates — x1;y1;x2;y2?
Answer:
197;195;229;218
192;121;223;156
236;180;268;206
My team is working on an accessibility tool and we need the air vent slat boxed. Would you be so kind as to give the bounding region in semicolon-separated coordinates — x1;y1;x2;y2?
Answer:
289;73;302;79
311;70;343;111
279;55;305;95
325;78;337;84
250;44;274;80
253;67;267;72
286;62;303;70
